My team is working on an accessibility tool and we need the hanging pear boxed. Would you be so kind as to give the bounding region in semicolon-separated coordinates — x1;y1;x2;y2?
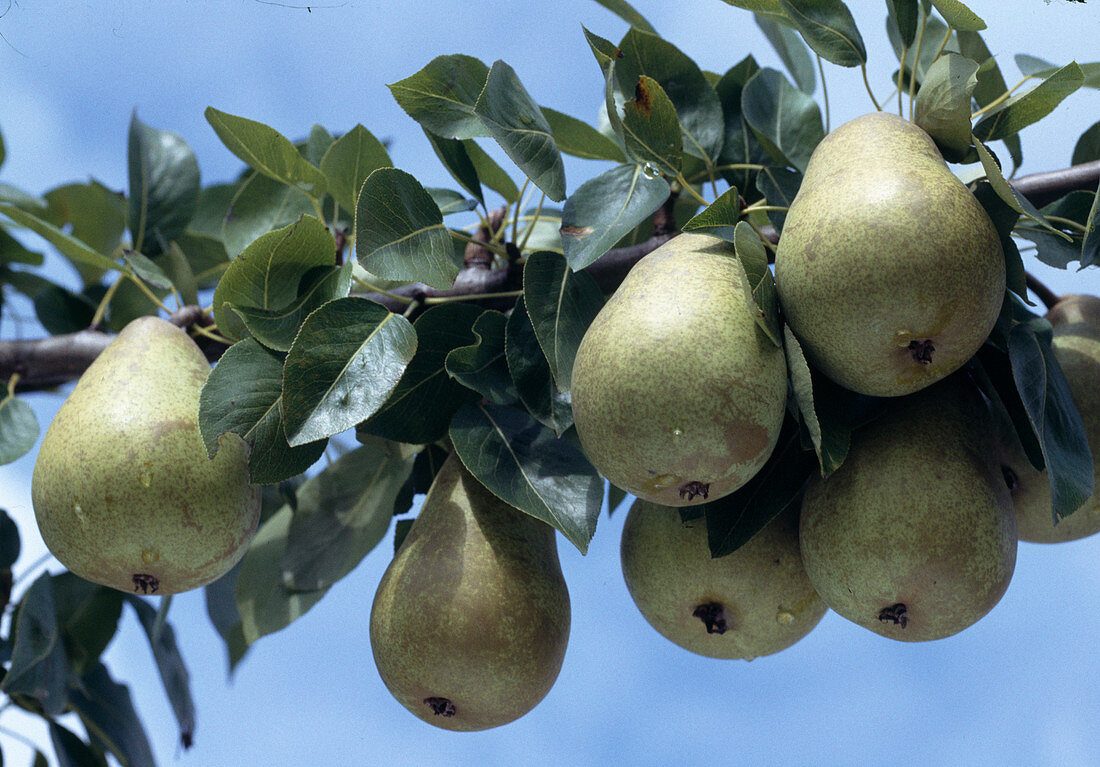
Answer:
571;232;788;507
775;112;1005;397
32;316;261;595
369;453;570;731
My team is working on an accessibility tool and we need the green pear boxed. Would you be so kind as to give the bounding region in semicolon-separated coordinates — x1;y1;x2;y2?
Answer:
775;112;1005;397
32;316;260;595
621;500;826;659
799;377;1017;642
999;295;1100;542
570;232;788;507
369;453;570;731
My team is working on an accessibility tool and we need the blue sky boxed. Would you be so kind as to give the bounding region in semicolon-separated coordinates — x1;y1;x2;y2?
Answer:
2;1;1100;765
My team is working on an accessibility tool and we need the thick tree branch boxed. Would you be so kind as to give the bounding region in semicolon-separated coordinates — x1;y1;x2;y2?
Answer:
4;160;1099;390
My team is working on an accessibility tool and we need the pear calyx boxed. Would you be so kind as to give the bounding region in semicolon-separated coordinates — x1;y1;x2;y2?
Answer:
692;602;728;634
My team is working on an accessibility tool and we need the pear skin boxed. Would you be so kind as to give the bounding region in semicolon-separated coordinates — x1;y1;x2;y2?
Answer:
799;377;1017;641
775;112;1005;397
571;232;788;507
621;500;826;659
32;316;260;595
369;453;570;731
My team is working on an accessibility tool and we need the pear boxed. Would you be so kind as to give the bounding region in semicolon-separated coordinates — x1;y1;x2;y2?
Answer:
999;295;1100;542
32;316;260;595
369;453;570;731
570;232;788;507
799;377;1017;642
775;111;1005;397
621;500;826;659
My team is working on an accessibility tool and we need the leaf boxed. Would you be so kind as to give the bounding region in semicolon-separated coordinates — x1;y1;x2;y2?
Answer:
49;721;109;767
1009;322;1094;522
127;113;200;256
68;663;155;767
282;296;418;446
1;573;68;717
683;186;742;242
423;131;485;206
279;439;415;592
741;68;825;173
776;0;866;68
427;187;480;215
929;0;986;31
734;221;782;346
465;139;521;204
474;60;566;202
122;250;174;291
358;303;482;444
523;250;605;392
444;309;519;405
973;140;1062;237
887;0;920;47
971;182;1027;300
619;75;684;176
755;166;802;232
560;163;670;270
204;107;327;198
204;560;249;674
956;30;1022;168
590;0;657;33
50;574;123;678
973;63;1084;143
1072;119;1100;165
505;297;574;436
199;338;328;484
0;507;18;571
212;214;336;342
541;106;627;162
755;13;816;93
42;182;126;284
914;52;980;162
0;389;38;465
715;55;772;196
448;402;603;553
123;596;195;750
220;172;316;260
0;204;120;275
713;0;788;24
388;55;491;140
319;124;393;214
355;167;460;290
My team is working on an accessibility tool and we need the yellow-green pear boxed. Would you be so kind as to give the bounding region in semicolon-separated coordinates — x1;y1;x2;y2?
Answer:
775;112;1005;397
369;453;570;731
571;232;788;507
621;500;826;659
32;316;260;595
799;377;1017;642
999;295;1100;542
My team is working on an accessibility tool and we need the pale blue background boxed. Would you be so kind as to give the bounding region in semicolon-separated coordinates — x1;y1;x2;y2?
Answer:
1;2;1100;765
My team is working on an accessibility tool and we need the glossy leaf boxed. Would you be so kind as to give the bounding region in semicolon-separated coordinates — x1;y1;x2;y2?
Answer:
124;596;195;750
474;60;566;202
973;63;1084;142
359;303;482;444
715;55;771;197
683;186;741;242
220;172;315;260
914;52;979;162
212;214;335;342
560;163;670;270
388;54;491;140
886;0;920;47
541;106;627;162
427;188;479;215
355;167;459;290
200;338;328;483
0;389;38;465
68;662;155;767
776;0;865;68
282;297;417;446
448;401;603;553
506;297;574;435
280;439;415;592
319;124;393;214
755;13;815;93
734;221;781;346
620;75;683;176
444;309;519;405
232;261;354;352
204;107;327;198
755;166;802;232
127;113;200;255
1;573;68;717
742;68;824;173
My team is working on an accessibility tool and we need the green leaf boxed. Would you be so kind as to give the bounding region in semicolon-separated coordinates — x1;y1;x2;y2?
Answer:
427;188;479;215
302;124;335;167
971;182;1026;300
0;204;120;275
232;261;354;352
973;63;1084;143
734;221;782;346
123;596;194;750
715;55;771;196
42;182;126;284
423;131;485;206
205;107;327;198
929;0;985;31
49;721;109;767
0;226;43;267
776;0;865;67
887;0;920;47
914;52;980;162
319;124;393;215
123;250;174;291
448;402;603;553
281;296;418;446
1073;120;1100;164
541;106;627;162
127;113;200;256
683;186;742;242
31;284;99;335
0;507;19;571
755;13;816;93
162;242;199;306
957;30;1022;168
199;338;328;484
523;250;605;392
0;391;39;465
445;309;518;405
388;55;491;140
212;214;336;342
713;0;788;23
1;573;68;717
474;60;566;202
464;140;521;203
619;75;683;176
560;163;670;270
355;167;459;290
755;166;802;231
506;297;574;436
358;303;482;444
280;439;415;592
221;171;316;260
204;561;250;674
590;0;657;33
68;663;155;767
741;68;825;173
973;140;1062;237
1009;322;1094;522
50;574;123;678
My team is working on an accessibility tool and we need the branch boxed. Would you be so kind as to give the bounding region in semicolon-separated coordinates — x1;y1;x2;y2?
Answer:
4;160;1099;390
